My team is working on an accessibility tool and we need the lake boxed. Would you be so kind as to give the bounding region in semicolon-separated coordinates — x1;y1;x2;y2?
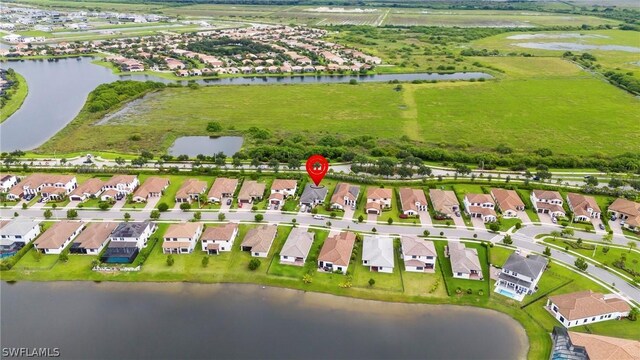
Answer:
169;136;244;157
0;57;491;152
513;42;640;53
0;282;527;360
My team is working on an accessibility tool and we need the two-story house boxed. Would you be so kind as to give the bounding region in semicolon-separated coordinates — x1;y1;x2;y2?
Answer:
531;190;565;218
101;221;156;263
464;193;497;223
567;193;601;222
0;219;41;255
494;253;548;301
330;183;360;210
200;223;239;254
365;188;392;215
162;222;203;254
400;235;437;272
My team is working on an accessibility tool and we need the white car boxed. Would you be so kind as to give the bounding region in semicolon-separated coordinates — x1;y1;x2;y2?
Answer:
313;215;324;220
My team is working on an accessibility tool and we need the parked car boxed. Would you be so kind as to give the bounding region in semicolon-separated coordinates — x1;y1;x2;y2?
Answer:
599;224;605;230
621;220;625;226
313;215;324;220
610;215;617;221
226;199;232;206
552;217;557;224
274;205;279;210
307;207;311;213
455;211;461;217
24;194;34;201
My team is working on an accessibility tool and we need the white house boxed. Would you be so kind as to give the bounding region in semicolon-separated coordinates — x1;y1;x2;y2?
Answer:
10;173;77;199
279;227;314;265
566;193;601;222
201;223;239;254
398;188;427;216
33;221;84;255
0;174;18;193
108;221;156;249
400;235;436;272
162;222;203;254
464;193;497;223
0;219;41;254
317;231;356;274
271;179;297;198
102;175;139;196
361;235;394;273
546;291;631;328
366;188;392;215
241;224;277;258
69;178;104;202
330;183;360;210
531;190;565;218
494;253;548;301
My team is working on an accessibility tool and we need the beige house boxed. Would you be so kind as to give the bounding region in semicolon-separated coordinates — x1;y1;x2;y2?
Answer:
547;291;631;328
69;178;104;202
366;188;392;215
448;242;482;280
241;224;277;257
70;222;117;255
330;183;360;210
317;231;356;274
429;189;460;218
132;177;170;202
490;188;525;218
608;198;640;232
566;193;601;222
162;222;203;254
33;221;84;255
175;179;207;203
201;223;239;254
238;180;266;204
207;177;239;203
398;188;427;216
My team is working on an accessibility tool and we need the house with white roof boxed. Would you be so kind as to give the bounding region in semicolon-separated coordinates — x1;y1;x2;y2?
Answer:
400;235;437;272
361;235;394;273
0;219;41;254
279;228;314;265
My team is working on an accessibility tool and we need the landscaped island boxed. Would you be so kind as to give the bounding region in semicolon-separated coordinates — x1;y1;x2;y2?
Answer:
0;68;28;123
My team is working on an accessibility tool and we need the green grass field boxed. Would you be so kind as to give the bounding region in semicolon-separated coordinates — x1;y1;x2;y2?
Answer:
0;71;28;123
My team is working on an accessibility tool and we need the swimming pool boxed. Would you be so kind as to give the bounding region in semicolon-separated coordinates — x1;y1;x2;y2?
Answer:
498;289;517;299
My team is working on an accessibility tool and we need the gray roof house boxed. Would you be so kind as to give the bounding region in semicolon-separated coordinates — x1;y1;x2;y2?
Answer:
362;235;394;273
299;184;328;207
495;253;548;301
279;227;315;265
449;242;482;280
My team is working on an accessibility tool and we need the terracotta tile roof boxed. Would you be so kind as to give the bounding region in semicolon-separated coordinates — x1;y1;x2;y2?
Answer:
568;332;640;360
269;192;284;201
331;182;360;204
367;187;392;200
468;205;497;217
104;175;137;187
102;189;119;198
401;235;437;257
241;225;277;253
609;198;640;227
490;188;524;212
10;174;75;195
366;201;381;211
201;223;238;241
164;222;202;239
536;202;565;214
549;291;631;321
465;193;494;205
73;222;117;249
533;189;562;201
429;189;459;215
238;180;266;201
162;241;192;249
271;179;297;191
71;178;104;197
398;188;427;213
133;177;170;198
318;231;356;266
208;177;238;199
567;193;601;217
175;179;207;199
449;242;481;275
34;221;84;249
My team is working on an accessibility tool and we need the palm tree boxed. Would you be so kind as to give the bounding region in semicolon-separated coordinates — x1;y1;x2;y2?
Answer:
550;230;561;240
628;241;637;253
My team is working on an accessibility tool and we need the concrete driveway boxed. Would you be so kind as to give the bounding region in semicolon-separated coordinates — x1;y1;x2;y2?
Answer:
220;198;232;211
516;211;531;224
111;199;126;211
419;211;432;225
144;197;160;210
470;216;486;230
31;201;46;210
65;200;80;210
538;212;556;225
451;214;465;227
367;212;378;223
608;219;624;236
343;206;355;221
591;217;606;235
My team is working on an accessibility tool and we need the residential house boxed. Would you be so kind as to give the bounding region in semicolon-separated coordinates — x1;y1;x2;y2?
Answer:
162;222;203;254
608;198;640;232
102;175;139;197
271;179;297;197
69;222;117;255
0;174;18;193
238;180;266;204
241;224;277;257
175;179;207;203
565;331;640;360
317;231;356;274
429;189;460;218
279;227;314;265
330;182;360;210
102;221;156;263
0;219;41;255
448;242;482;280
490;188;525;218
362;235;394;273
207;177;238;203
567;193;601;222
100;189;120;202
132;177;170;202
200;223;238;254
299;184;328;208
69;178;104;201
400;235;437;272
531;190;566;218
464;193;497;223
495;253;548;301
33;220;84;255
366;188;392;215
398;188;427;216
547;291;631;328
8;173;77;201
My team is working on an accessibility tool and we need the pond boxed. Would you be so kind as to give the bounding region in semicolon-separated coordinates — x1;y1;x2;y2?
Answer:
512;42;640;53
169;136;244;157
0;57;492;152
0;282;528;359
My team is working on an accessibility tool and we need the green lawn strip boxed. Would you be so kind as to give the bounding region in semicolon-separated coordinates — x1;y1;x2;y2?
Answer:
516;189;540;223
44;198;70;208
0;71;28;123
489;245;515;267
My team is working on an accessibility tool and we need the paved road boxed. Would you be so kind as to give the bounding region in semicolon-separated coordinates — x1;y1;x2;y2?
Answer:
518;224;634;247
2;206;638;304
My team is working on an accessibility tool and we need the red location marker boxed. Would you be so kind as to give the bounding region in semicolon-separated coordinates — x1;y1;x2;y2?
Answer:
306;154;329;186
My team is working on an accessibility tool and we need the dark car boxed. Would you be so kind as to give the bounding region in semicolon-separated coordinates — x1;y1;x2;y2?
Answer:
599;223;605;230
24;194;34;201
226;198;232;206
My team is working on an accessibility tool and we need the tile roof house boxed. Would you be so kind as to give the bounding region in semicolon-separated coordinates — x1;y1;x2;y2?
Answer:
279;227;315;265
8;173;77;201
69;222;117;255
241;224;277;257
270;179;297;198
330;183;360;210
175;179;208;203
400;235;437;272
608;198;640;232
102;221;156;263
69;178;104;202
464;193;497;223
429;189;460;218
33;220;84;255
162;222;203;254
201;223;238;254
490;188;525;218
238;180;266;204
567;331;640;360
362;235;394;273
531;190;565;218
398;188;427;216
495;253;548;301
207;177;238;203
0;219;41;254
448;242;482;280
318;231;356;274
366;188;392;215
567;193;602;222
102;175;139;196
299;184;328;208
132;177;170;202
547;291;631;328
